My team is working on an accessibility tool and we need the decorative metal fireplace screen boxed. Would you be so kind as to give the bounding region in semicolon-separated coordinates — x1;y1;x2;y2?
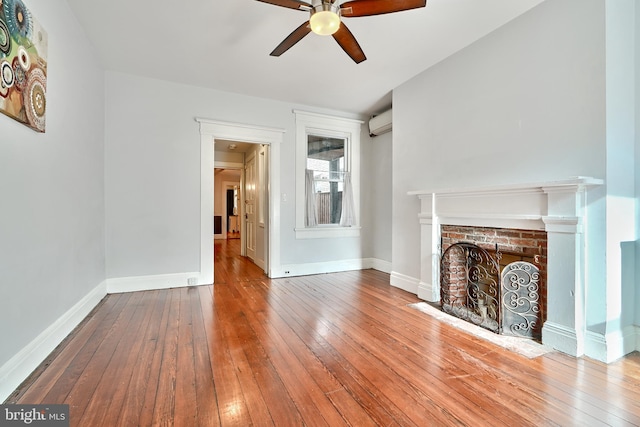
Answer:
440;242;541;340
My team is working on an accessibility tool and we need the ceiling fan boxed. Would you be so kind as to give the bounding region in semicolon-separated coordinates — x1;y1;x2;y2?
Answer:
256;0;427;64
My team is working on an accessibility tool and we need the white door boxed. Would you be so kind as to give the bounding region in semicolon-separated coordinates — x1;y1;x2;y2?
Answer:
245;152;257;261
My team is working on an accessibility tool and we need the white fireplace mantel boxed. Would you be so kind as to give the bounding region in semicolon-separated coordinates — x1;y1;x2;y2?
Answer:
409;176;603;357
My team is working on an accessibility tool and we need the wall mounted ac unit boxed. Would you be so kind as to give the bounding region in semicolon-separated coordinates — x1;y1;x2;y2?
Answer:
368;109;392;136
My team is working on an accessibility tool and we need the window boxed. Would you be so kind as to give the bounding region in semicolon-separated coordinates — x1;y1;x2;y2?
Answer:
307;135;346;225
294;110;362;239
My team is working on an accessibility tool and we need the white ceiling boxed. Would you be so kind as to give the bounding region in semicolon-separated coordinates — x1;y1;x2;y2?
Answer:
65;0;545;115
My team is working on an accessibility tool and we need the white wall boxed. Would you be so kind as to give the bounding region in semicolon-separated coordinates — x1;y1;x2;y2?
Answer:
636;1;640;329
603;0;637;342
364;130;393;266
0;0;105;397
392;0;606;284
104;72;372;282
391;0;640;361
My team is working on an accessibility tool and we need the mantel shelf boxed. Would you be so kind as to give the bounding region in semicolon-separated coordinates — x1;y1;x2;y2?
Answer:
408;176;603;197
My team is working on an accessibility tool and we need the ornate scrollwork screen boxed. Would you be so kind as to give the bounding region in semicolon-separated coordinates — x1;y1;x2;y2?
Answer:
440;243;542;339
440;243;501;333
500;261;541;340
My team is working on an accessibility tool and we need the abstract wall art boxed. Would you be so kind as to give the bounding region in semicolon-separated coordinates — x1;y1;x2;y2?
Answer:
0;0;47;132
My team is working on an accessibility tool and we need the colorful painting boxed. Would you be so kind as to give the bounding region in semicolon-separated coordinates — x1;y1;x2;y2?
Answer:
0;0;47;132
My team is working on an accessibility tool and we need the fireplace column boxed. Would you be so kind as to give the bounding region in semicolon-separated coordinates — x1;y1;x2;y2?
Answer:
541;184;591;357
417;193;439;302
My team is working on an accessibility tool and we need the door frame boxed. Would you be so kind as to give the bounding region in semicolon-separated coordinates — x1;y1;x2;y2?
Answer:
197;118;283;284
223;180;241;236
243;150;257;262
214;162;243;242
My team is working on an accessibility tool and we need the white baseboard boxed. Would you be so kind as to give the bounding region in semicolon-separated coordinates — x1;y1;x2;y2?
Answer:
417;281;439;302
273;258;369;278
541;321;582;357
254;257;266;272
583;330;606;361
390;271;419;294
106;272;201;293
0;281;107;403
369;258;392;274
270;258;391;278
584;325;638;363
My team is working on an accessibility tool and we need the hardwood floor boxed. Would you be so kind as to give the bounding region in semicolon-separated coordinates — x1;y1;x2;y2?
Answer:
6;238;640;426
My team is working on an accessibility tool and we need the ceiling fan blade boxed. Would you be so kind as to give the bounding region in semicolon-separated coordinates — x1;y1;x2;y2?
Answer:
332;23;366;64
255;0;312;11
270;21;312;57
340;0;426;17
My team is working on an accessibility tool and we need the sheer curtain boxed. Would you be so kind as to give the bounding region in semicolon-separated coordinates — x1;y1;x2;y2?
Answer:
340;171;355;227
305;169;318;227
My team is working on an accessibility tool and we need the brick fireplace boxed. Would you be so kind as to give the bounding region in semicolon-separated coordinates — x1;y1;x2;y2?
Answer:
409;177;602;356
440;225;547;340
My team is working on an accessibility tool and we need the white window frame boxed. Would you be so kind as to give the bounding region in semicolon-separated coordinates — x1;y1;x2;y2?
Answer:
294;110;363;239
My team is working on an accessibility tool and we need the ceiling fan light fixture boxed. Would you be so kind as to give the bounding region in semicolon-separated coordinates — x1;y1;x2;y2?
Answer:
261;0;426;63
310;7;340;36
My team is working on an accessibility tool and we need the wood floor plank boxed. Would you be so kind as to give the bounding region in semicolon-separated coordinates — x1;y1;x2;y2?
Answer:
150;289;180;426
189;286;220;427
78;291;160;427
276;275;497;426
201;285;253;426
312;275;584;423
218;281;305;426
214;283;277;426
55;292;136;419
246;280;382;426
265;278;425;426
8;238;640;427
8;294;116;404
292;274;574;425
174;287;198;427
26;294;125;404
307;273;604;425
136;289;174;427
235;279;359;426
116;289;168;426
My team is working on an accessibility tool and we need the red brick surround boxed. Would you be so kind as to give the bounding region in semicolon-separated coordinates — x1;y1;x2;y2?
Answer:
441;225;548;333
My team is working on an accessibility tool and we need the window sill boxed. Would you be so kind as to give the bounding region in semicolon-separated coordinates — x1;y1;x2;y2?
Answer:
295;226;361;239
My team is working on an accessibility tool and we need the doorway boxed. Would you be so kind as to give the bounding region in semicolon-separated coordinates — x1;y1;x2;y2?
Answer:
226;186;240;239
198;118;284;284
213;140;268;271
213;170;241;240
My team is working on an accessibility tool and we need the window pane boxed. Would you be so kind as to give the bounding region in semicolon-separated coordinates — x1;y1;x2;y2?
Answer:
307;135;346;224
307;135;346;164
